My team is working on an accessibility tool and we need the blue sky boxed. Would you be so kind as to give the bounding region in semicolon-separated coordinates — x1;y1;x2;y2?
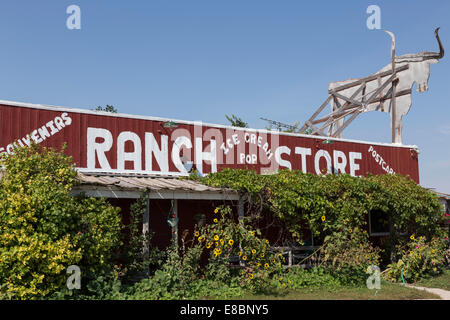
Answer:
0;0;449;191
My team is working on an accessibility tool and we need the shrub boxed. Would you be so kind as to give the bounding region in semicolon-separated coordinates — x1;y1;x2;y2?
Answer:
385;236;447;283
0;144;122;299
195;206;284;292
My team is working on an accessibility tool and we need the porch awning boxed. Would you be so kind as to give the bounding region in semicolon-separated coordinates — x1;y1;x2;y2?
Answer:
72;171;240;200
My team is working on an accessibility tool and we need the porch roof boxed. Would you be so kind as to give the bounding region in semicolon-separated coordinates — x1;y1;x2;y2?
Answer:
72;171;240;200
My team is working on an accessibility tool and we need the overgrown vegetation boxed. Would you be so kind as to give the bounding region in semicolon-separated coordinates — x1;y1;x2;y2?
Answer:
0;144;122;299
0;146;447;300
191;169;446;266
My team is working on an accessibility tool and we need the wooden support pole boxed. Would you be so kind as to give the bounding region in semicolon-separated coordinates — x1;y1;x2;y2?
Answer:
142;195;150;276
238;195;245;267
172;199;178;243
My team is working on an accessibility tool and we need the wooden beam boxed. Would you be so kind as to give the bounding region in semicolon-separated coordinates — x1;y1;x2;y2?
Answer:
299;95;332;133
330;90;364;107
331;110;361;138
365;74;397;105
328;64;408;93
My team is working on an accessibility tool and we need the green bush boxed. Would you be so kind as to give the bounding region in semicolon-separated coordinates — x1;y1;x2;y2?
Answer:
385;236;447;283
190;169;445;264
0;144;122;299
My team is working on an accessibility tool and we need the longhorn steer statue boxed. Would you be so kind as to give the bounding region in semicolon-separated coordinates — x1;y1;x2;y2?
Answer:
301;28;444;144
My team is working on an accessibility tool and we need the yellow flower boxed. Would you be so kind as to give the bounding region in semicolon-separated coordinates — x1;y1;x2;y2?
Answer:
256;263;261;267
321;216;326;222
264;263;269;268
248;273;254;279
213;218;218;223
250;231;255;236
265;239;269;244
419;236;423;240
214;208;219;214
282;283;286;287
418;254;422;259
410;235;415;240
214;235;219;241
260;253;265;258
194;231;199;237
217;248;222;255
220;239;224;245
215;241;219;247
206;243;211;249
198;236;203;242
349;229;353;233
242;255;247;261
228;239;234;245
251;249;256;254
238;251;242;256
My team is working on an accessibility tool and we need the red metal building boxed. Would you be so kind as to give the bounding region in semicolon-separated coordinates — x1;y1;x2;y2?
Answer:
0;100;421;249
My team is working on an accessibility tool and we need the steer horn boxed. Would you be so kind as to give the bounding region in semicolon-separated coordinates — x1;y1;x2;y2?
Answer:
435;27;444;59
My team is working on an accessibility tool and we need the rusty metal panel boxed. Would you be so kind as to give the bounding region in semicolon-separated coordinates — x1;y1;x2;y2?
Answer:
0;100;420;183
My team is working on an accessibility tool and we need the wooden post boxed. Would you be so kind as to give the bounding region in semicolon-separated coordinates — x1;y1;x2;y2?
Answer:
173;199;178;243
142;194;150;276
238;195;245;267
238;195;244;222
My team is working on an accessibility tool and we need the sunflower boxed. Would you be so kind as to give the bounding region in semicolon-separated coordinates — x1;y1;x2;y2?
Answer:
248;274;254;279
264;263;269;268
349;229;353;234
410;235;415;240
213;218;218;223
265;239;269;245
206;243;211;249
250;231;255;236
251;249;256;254
194;231;199;237
214;208;219;214
220;239;224;245
214;235;219;241
260;253;265;258
228;239;234;246
321;216;326;222
238;251;243;256
242;255;247;261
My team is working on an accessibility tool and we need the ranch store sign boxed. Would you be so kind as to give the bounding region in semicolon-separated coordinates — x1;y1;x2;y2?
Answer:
0;101;420;182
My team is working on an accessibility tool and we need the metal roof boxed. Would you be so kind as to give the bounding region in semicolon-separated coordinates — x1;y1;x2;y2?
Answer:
76;172;225;192
0;169;239;199
74;171;239;200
